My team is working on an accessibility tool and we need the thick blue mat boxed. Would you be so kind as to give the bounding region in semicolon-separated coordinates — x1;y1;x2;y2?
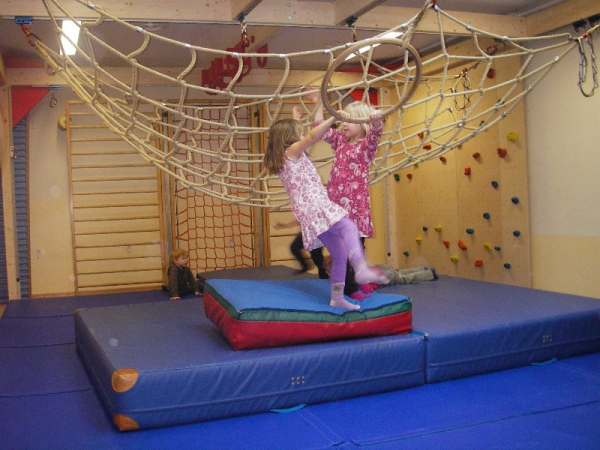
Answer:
75;297;424;430
380;276;600;382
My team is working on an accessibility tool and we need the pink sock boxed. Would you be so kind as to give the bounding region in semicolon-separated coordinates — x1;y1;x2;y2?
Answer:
359;283;375;294
350;291;370;301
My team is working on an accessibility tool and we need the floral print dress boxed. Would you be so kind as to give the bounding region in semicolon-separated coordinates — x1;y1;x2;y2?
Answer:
279;152;348;251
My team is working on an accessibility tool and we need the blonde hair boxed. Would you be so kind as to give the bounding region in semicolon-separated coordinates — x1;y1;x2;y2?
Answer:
343;101;375;136
170;248;188;262
263;119;303;174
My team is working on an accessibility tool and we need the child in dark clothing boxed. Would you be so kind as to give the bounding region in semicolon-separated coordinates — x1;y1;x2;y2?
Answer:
166;248;201;300
275;220;329;279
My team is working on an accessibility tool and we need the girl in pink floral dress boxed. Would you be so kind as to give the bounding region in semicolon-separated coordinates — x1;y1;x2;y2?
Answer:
264;115;388;311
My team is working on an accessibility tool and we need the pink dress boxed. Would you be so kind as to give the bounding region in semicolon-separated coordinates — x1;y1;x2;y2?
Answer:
319;121;383;238
279;152;348;251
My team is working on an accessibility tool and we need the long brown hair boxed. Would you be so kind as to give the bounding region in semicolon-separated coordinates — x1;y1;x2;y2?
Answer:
264;119;303;174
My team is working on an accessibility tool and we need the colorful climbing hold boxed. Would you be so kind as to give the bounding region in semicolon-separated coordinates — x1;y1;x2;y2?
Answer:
466;228;474;234
472;152;481;159
497;148;508;158
511;197;520;204
450;255;459;263
464;167;471;176
513;230;521;237
422;226;428;232
504;263;512;269
434;225;442;232
443;240;450;248
423;144;432;150
474;259;484;267
415;236;422;244
483;212;491;220
484;243;492;251
439;156;447;163
507;131;518;142
491;181;499;189
407;174;413;180
458;240;468;250
394;173;400;181
418;132;424;139
494;246;502;251
403;251;410;257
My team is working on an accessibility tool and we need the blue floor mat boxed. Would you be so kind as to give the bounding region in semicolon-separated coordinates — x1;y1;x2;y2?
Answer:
301;353;600;448
0;316;75;346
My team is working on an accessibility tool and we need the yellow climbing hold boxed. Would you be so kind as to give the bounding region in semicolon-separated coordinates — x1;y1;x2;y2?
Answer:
507;131;518;142
484;243;492;251
415;236;422;244
434;225;442;232
450;255;459;263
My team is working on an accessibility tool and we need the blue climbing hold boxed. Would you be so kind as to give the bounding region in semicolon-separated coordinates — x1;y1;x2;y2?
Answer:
466;228;474;234
491;181;499;189
483;212;491;219
504;263;512;269
511;197;520;204
513;230;521;237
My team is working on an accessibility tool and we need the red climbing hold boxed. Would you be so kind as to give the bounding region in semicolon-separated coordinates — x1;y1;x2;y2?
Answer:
464;167;471;176
497;147;508;158
472;152;480;159
439;156;447;163
407;174;413;180
443;240;450;248
474;259;484;267
423;144;432;150
458;240;468;250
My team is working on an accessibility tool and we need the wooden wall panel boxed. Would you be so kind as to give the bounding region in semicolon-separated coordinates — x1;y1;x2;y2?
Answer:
67;101;166;294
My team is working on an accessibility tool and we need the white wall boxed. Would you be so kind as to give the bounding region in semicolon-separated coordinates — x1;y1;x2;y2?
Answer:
525;25;600;298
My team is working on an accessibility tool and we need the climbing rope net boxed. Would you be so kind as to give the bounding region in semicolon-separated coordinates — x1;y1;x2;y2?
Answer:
27;0;599;211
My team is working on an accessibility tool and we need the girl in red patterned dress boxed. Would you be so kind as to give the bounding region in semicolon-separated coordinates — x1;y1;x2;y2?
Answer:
309;90;383;298
263;114;388;311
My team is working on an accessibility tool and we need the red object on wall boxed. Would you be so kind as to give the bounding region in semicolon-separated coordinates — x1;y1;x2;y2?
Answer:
11;86;50;126
458;240;468;250
497;147;508;158
349;88;379;106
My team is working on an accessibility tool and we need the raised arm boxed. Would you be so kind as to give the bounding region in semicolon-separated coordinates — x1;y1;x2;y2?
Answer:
286;114;338;159
305;86;324;122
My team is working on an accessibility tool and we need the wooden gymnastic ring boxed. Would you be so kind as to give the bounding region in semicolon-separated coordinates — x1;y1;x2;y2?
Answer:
321;38;422;124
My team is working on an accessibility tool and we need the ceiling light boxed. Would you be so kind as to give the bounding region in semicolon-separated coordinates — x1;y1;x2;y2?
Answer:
60;20;81;56
345;31;404;61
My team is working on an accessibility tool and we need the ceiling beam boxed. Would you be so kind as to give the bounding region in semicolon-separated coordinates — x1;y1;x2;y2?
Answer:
331;0;388;26
230;0;264;21
525;0;600;36
0;0;527;37
5;66;362;88
3;1;598;40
